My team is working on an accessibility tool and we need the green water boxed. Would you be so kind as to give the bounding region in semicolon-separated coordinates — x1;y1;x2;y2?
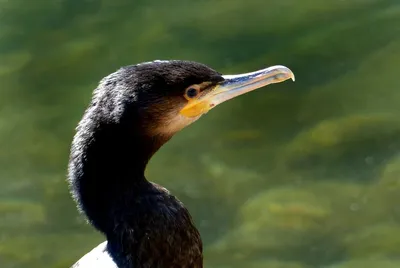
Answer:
1;0;400;267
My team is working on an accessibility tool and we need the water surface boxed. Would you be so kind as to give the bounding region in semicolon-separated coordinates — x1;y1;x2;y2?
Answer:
1;1;400;267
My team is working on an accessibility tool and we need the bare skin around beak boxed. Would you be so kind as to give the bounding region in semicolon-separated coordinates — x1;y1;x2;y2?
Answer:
180;65;295;117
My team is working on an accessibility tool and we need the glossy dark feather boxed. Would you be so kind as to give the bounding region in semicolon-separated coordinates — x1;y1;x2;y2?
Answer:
68;60;222;267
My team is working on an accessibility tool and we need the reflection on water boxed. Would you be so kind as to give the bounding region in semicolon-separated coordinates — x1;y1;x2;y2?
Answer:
1;0;400;267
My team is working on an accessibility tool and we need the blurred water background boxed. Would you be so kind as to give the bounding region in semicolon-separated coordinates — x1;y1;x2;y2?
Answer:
1;0;400;267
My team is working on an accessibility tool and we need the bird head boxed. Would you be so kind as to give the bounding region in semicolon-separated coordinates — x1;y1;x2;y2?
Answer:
93;60;294;137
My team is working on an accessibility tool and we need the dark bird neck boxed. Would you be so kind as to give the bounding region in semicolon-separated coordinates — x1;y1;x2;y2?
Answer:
68;108;202;267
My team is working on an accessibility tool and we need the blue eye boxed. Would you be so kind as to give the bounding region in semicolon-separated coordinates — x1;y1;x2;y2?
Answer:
185;87;199;99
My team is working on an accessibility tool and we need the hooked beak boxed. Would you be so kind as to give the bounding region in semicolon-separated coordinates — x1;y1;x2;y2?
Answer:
179;65;295;118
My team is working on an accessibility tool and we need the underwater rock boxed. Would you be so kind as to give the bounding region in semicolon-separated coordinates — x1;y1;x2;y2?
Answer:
206;258;307;268
0;200;45;231
206;180;399;266
342;223;400;258
0;233;102;268
377;155;400;190
206;184;334;263
0;50;31;76
279;114;400;181
328;258;400;268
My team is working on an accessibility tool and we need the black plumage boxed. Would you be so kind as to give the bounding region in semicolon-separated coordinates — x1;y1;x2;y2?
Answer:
67;60;294;268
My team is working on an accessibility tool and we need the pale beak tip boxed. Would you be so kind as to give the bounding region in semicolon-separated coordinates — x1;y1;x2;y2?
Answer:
278;66;295;82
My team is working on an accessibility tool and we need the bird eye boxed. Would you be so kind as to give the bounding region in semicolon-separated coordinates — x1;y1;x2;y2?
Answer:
184;86;200;100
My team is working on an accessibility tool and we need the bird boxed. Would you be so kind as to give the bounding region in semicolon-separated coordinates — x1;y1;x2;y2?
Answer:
67;60;294;268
